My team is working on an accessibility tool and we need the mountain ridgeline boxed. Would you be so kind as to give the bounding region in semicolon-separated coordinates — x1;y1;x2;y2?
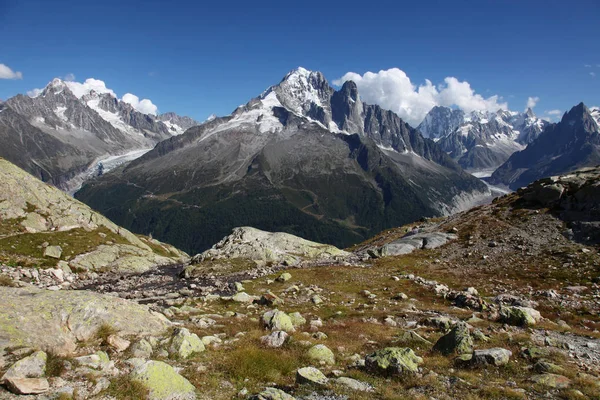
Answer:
76;68;489;254
490;103;600;189
0;79;198;192
417;106;548;172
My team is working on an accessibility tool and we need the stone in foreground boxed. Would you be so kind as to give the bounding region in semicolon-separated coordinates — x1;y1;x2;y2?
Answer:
334;377;373;392
307;344;335;365
531;373;571;389
432;322;473;355
130;360;196;400
251;387;296;400
260;331;289;348
1;350;47;381
169;328;205;359
296;366;329;385
4;378;49;395
262;309;295;333
365;347;423;375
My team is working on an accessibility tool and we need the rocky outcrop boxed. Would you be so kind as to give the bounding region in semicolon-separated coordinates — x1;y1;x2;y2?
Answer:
0;286;170;355
194;227;350;266
513;167;600;244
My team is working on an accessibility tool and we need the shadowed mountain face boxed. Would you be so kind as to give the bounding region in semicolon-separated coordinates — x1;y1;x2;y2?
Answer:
417;106;548;172
76;68;489;254
0;79;198;192
490;103;600;190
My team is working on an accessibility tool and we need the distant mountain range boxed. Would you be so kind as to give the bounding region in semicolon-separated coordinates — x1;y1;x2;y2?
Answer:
0;78;198;192
490;103;600;189
417;106;548;172
75;68;490;254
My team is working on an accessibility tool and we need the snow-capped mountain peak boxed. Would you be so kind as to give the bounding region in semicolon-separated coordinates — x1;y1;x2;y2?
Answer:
418;105;549;171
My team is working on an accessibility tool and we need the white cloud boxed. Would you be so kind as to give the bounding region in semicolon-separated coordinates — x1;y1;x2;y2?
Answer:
0;63;23;80
526;96;539;110
122;93;158;115
27;88;43;98
65;78;116;98
541;109;563;122
591;72;597;78
584;64;592;68
63;73;75;82
333;68;507;126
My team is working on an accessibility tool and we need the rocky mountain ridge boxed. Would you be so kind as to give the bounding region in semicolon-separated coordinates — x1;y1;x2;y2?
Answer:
75;67;490;254
0;78;198;191
417;105;548;171
491;102;600;189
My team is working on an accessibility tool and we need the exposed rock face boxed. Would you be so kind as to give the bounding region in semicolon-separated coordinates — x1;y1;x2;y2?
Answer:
0;286;170;355
418;106;548;171
498;306;541;327
0;158;188;273
194;227;350;266
513;166;600;244
76;68;489;255
491;103;600;189
0;79;197;191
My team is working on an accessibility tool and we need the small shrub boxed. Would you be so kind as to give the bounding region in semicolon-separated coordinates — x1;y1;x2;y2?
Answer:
0;274;17;287
104;375;149;400
96;323;118;344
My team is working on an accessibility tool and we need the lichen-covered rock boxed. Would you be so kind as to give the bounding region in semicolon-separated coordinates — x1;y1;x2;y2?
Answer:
457;348;512;367
169;328;205;359
252;387;296;400
74;351;111;370
334;377;373;392
432;322;473;355
130;360;196;400
0;286;170;356
277;272;292;282
231;292;257;303
499;306;541;327
531;373;571;389
307;344;335;365
533;360;565;374
296;366;328;385
1;351;46;381
261;310;295;333
365;347;423;375
289;312;306;327
130;339;154;359
43;245;62;259
472;348;512;366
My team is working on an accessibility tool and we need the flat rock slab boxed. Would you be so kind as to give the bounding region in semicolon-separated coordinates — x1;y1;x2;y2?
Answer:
0;286;170;355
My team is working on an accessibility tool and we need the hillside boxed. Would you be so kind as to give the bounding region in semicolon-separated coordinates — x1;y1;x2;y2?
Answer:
1;165;598;399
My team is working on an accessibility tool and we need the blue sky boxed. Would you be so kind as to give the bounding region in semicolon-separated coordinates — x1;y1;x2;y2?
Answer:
1;0;599;125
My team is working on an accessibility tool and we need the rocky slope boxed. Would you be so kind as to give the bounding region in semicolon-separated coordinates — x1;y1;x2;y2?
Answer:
0;79;198;192
2;168;599;399
490;103;600;189
0;158;188;274
417;106;548;172
76;68;489;255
